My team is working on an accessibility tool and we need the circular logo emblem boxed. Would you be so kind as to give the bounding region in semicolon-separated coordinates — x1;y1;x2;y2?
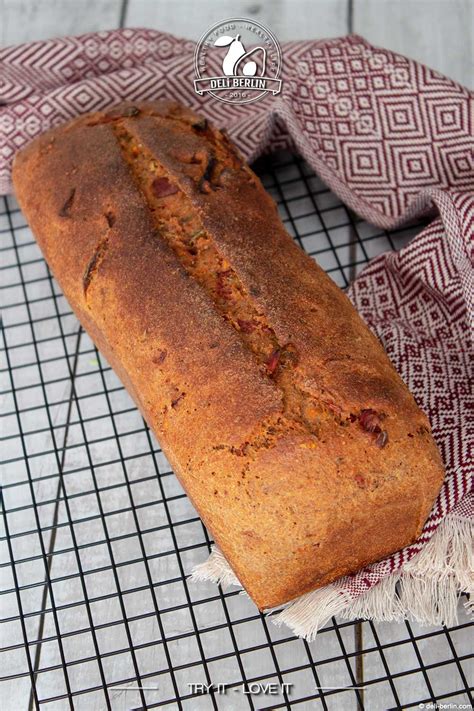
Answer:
193;18;283;105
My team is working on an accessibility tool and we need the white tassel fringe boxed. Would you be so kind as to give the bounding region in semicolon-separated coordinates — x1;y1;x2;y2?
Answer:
190;514;473;641
190;546;241;588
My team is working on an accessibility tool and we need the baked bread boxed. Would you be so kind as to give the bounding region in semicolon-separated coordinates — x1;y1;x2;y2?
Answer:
12;101;444;609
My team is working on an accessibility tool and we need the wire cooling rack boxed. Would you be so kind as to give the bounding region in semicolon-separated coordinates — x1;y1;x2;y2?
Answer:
1;150;473;711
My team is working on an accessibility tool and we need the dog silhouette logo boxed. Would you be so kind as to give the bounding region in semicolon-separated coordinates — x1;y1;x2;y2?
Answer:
194;18;282;105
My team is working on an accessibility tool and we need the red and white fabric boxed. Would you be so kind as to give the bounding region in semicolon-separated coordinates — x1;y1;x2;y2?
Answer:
0;29;472;635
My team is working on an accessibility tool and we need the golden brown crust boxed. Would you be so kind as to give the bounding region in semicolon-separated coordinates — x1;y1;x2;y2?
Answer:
12;101;444;609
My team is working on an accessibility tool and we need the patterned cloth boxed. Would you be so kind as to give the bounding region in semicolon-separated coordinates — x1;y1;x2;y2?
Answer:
0;29;472;602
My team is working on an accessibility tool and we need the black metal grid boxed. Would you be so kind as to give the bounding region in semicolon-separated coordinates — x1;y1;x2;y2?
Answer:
1;151;472;711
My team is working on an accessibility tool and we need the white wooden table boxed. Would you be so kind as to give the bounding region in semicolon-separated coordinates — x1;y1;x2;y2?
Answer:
1;2;473;710
1;0;472;88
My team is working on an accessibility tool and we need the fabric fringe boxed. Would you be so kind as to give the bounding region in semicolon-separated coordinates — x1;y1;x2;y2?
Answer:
337;514;473;626
190;514;473;641
190;547;241;588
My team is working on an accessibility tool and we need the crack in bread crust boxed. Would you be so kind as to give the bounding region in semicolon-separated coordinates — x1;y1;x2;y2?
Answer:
82;234;110;297
109;119;377;453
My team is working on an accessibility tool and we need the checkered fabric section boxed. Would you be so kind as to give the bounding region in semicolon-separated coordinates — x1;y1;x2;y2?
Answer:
0;29;472;603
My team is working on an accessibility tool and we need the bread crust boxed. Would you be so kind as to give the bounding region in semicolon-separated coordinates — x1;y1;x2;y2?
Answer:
12;101;445;609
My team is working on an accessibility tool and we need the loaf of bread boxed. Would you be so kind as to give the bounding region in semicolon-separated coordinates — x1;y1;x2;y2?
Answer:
13;101;444;609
